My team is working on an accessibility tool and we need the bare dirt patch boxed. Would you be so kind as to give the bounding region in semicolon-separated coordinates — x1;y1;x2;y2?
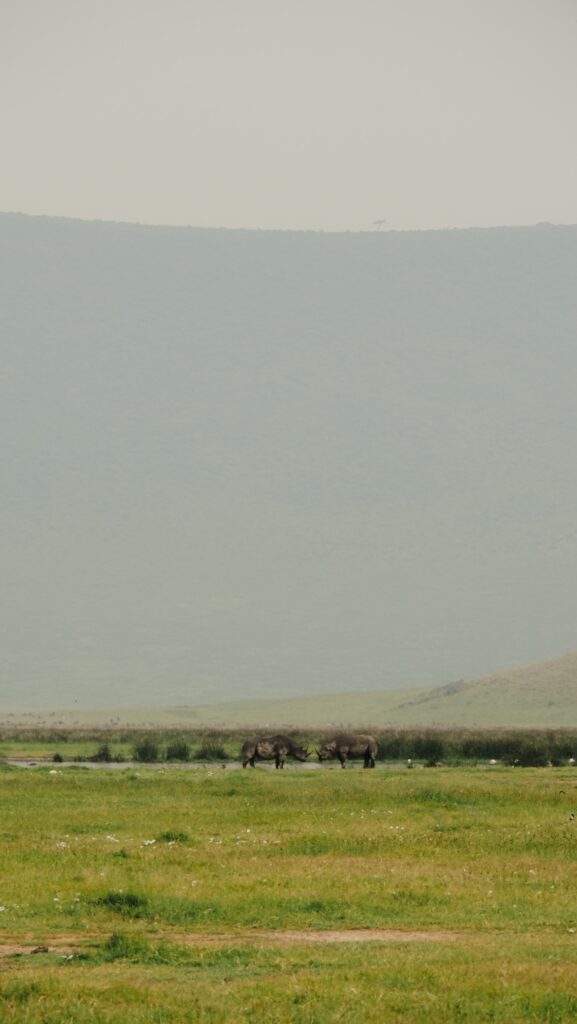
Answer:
251;929;458;944
0;941;76;958
0;928;458;959
188;929;459;946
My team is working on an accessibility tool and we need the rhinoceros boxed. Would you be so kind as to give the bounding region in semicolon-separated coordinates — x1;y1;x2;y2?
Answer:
317;733;378;768
241;735;310;769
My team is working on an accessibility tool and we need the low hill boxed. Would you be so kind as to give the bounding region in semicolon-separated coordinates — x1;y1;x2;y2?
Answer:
386;650;577;727
4;651;577;729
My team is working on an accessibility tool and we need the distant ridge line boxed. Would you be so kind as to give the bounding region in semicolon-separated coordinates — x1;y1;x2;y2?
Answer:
1;210;575;235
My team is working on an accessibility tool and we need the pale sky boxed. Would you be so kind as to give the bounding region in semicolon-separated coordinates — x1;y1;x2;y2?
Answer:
2;0;576;232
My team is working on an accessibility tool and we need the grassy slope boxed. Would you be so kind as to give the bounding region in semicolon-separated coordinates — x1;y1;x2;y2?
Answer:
184;650;577;726
388;650;577;727
4;650;577;728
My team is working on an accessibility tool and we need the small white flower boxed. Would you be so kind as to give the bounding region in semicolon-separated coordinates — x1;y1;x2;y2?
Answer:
142;839;156;846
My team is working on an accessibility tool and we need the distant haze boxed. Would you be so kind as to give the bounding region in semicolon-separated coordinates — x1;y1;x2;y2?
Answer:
2;214;577;710
2;0;577;231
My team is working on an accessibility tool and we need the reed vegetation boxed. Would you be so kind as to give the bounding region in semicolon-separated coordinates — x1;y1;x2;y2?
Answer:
0;726;576;767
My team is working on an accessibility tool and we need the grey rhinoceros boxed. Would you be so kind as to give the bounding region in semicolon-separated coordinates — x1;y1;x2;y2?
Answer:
241;735;310;769
317;733;378;768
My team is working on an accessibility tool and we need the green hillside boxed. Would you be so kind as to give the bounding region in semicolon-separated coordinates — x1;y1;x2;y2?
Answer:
5;651;577;729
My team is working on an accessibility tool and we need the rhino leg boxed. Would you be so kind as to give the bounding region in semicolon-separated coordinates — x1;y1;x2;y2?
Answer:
338;753;347;768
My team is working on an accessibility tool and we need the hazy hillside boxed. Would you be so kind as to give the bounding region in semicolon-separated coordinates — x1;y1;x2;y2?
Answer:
4;651;577;730
2;214;577;711
387;649;577;727
186;647;577;725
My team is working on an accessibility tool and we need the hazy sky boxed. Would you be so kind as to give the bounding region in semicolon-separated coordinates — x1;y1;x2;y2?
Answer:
2;0;577;232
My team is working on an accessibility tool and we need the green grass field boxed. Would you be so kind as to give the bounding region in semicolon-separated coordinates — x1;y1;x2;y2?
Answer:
1;763;577;1021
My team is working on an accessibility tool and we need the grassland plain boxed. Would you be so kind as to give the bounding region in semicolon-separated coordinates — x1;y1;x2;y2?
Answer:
1;765;577;1022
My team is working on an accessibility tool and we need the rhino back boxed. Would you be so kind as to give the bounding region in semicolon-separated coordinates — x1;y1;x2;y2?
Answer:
334;733;378;754
255;738;276;758
270;734;294;751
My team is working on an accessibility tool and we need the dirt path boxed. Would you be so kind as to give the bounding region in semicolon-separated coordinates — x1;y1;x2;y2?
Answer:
0;928;458;958
178;929;459;945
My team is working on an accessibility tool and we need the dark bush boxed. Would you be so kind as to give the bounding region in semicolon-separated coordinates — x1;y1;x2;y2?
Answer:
95;891;149;917
91;743;113;762
157;830;190;843
412;734;445;762
165;740;190;762
133;738;159;762
195;740;228;761
52;753;64;763
376;734;410;760
503;741;549;767
101;932;152;961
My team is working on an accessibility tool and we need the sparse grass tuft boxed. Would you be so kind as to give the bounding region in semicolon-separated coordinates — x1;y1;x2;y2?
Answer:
95;891;149;917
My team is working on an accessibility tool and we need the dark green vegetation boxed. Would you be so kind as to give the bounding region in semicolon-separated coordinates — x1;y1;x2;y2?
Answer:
1;764;577;1021
1;725;576;767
